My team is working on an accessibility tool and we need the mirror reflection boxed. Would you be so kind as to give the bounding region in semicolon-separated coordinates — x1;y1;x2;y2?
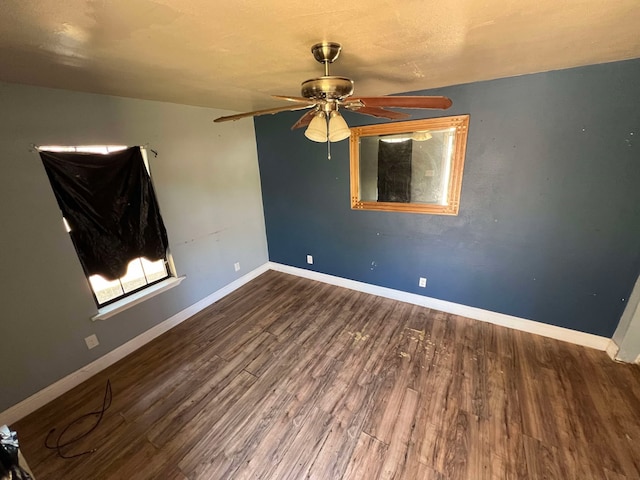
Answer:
350;116;469;215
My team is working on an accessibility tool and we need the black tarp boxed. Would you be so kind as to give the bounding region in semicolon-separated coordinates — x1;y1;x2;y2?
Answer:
40;147;169;281
377;139;412;203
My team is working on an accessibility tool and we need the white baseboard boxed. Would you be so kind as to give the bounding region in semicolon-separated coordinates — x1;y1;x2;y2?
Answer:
606;339;620;360
267;262;611;351
0;263;270;427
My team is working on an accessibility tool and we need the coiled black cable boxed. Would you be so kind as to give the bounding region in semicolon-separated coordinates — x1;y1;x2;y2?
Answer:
44;379;112;459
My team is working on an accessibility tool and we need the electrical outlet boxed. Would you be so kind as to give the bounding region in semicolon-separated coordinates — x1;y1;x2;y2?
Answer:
419;277;427;288
234;262;240;272
85;334;99;350
306;255;313;265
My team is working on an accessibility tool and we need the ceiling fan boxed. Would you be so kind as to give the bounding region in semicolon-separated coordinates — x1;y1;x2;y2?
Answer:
214;42;453;143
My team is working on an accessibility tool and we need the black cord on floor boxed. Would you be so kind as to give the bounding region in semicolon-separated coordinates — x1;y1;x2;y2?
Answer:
44;379;112;459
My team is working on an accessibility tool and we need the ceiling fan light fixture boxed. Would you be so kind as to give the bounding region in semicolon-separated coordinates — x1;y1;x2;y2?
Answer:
304;112;327;142
412;131;433;141
328;111;350;142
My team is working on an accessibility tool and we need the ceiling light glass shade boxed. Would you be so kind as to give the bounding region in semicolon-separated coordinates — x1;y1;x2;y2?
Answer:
412;131;433;141
328;111;351;142
304;112;327;142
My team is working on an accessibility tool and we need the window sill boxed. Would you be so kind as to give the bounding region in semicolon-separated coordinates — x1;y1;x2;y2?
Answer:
91;276;186;321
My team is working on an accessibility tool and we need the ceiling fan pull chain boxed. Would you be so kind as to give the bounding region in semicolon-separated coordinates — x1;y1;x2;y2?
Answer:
327;139;331;160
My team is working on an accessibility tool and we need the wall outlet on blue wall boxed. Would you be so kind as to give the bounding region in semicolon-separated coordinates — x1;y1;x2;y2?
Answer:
234;262;240;272
306;255;313;265
419;277;427;288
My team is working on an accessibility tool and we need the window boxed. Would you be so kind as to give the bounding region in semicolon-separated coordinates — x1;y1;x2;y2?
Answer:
87;256;170;305
39;145;173;307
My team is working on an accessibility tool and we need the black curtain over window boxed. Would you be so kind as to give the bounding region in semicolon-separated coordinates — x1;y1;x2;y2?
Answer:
377;139;412;203
40;147;169;281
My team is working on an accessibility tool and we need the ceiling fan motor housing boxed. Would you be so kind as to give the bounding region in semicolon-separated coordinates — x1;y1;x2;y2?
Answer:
301;76;354;101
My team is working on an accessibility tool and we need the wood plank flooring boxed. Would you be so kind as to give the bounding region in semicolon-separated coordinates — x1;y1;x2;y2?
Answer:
13;270;640;479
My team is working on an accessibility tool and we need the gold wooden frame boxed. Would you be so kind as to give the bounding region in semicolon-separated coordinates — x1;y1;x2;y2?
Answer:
349;115;469;215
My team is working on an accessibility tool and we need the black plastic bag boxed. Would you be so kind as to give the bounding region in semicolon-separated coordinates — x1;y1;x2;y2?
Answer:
0;426;32;480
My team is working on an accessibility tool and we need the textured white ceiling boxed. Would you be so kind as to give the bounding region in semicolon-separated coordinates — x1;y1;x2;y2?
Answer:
1;0;639;113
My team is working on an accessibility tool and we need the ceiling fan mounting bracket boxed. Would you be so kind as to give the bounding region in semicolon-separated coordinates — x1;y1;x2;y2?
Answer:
311;42;342;65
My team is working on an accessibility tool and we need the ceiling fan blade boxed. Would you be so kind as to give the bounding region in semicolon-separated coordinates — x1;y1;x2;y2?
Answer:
344;105;411;120
272;95;315;104
214;103;316;123
349;96;453;110
291;109;317;130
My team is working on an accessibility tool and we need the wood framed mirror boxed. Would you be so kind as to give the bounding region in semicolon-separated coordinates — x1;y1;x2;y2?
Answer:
350;115;469;215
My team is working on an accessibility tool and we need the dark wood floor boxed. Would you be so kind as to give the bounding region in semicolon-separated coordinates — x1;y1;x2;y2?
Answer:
13;270;640;479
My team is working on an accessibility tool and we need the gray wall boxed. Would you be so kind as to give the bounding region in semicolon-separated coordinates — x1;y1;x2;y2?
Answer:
0;82;268;412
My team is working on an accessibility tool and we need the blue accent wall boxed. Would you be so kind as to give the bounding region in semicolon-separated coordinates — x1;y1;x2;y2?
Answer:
255;59;640;337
